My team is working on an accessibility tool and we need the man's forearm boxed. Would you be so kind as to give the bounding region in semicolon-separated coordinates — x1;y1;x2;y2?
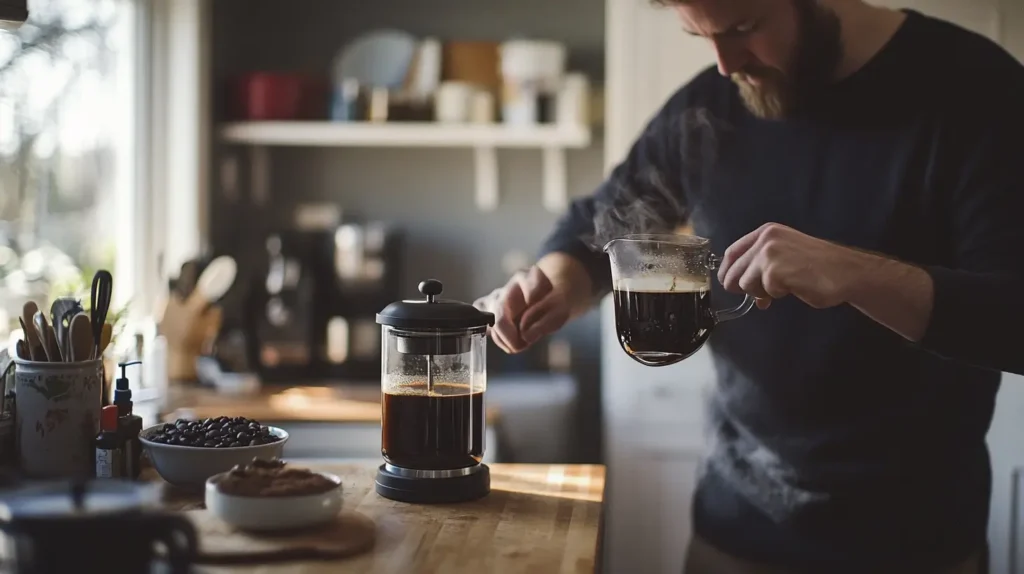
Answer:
536;252;599;319
842;250;935;342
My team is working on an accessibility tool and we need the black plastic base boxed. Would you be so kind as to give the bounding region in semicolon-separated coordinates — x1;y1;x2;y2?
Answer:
375;464;490;504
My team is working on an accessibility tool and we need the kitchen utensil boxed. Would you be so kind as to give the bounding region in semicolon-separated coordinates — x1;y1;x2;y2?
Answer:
32;312;52;362
44;326;60;363
139;424;289;490
21;302;43;361
13;357;103;478
205;470;343;531
604;234;755;367
374;279;495;503
14;339;29;361
17;318;36;361
68;313;94;363
194;255;237;305
0;480;197;574
90;270;112;359
99;322;113;356
177;259;200;299
332;29;419;90
50;297;82;359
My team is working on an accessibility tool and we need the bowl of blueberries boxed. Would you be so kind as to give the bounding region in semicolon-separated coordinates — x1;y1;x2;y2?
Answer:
140;416;288;489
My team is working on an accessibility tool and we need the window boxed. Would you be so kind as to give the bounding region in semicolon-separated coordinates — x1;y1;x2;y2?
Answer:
0;0;143;339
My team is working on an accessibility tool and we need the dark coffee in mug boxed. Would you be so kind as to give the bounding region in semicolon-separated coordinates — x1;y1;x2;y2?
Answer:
613;276;713;367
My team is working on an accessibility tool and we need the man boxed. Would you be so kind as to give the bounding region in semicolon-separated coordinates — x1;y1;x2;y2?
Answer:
474;0;1024;572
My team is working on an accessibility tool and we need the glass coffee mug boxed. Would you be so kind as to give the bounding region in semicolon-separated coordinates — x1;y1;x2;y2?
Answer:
604;234;755;367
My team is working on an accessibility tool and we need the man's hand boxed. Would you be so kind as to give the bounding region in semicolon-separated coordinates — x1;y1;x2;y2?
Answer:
474;267;572;354
474;253;594;354
717;223;862;310
717;222;934;341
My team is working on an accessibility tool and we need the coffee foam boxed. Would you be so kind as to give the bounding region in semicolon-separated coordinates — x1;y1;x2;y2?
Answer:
613;275;709;293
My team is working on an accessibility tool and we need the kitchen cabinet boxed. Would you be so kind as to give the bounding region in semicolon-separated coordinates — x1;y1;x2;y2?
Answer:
602;2;720;571
601;1;1024;573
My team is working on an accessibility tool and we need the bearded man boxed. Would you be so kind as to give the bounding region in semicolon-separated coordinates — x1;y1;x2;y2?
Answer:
474;0;1024;572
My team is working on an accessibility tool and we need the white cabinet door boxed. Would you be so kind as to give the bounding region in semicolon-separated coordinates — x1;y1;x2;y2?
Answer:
988;373;1024;574
603;440;704;574
605;0;716;171
603;3;720;572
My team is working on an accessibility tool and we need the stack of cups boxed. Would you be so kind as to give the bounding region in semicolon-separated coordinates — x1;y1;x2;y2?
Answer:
499;40;567;126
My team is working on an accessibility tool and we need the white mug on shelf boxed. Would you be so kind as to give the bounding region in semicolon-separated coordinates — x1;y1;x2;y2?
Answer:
434;82;476;123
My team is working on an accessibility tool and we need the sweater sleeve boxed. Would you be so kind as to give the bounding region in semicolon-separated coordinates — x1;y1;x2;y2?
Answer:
537;90;693;296
918;89;1024;375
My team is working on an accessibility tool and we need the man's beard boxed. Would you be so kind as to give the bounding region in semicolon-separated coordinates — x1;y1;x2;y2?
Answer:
733;0;842;119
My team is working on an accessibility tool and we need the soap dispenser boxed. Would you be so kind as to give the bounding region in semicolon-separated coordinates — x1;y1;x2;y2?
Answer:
113;360;143;479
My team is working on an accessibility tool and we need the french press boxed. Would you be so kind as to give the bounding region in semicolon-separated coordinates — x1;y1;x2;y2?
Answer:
374;279;495;503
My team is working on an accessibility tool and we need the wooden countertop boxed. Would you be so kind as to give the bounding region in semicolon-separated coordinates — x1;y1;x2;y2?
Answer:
163;385;500;424
158;461;605;574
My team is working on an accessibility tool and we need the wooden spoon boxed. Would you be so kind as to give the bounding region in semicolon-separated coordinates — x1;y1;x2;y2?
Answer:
45;326;62;363
68;313;94;363
20;303;44;361
33;312;53;362
99;323;113;357
14;340;30;361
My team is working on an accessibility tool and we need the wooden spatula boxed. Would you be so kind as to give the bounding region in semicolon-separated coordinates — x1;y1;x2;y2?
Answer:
99;323;113;357
21;303;44;361
45;326;62;363
68;313;94;363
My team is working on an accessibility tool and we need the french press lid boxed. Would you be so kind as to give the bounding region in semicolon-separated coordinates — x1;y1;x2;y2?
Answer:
376;279;495;330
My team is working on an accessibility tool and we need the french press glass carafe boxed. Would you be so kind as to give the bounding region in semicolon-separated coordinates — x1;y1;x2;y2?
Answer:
374;279;495;503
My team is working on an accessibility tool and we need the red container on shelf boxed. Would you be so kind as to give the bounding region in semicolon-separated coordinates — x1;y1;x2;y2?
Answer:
233;73;327;120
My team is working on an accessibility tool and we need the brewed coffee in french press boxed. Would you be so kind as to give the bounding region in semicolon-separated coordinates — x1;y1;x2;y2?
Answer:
374;279;494;503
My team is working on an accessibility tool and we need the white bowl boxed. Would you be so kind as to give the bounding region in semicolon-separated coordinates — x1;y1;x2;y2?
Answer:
205;470;343;531
140;424;289;489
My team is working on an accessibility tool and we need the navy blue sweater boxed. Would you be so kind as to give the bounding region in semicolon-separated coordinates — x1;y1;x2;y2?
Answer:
540;10;1024;572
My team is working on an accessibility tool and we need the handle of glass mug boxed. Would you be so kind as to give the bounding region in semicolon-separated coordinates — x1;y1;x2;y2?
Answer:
707;253;756;323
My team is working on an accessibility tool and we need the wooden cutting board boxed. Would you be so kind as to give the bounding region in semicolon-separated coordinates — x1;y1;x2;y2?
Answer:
187;509;376;568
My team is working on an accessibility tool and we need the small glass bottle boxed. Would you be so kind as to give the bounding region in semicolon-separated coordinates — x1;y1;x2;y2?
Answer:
95;405;124;479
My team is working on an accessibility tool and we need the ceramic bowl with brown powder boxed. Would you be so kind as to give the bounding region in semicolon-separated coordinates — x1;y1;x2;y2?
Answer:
205;458;343;531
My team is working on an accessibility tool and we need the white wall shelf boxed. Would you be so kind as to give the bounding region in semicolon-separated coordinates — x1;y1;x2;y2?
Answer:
219;121;593;212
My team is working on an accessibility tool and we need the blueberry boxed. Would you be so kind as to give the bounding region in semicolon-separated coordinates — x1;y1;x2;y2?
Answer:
229;441;241;447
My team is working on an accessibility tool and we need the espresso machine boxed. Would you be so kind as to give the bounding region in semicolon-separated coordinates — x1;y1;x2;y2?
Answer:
249;223;402;382
374;279;495;503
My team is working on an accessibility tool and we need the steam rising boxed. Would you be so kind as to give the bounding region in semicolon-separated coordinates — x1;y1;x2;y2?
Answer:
593;106;835;524
584;107;730;250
